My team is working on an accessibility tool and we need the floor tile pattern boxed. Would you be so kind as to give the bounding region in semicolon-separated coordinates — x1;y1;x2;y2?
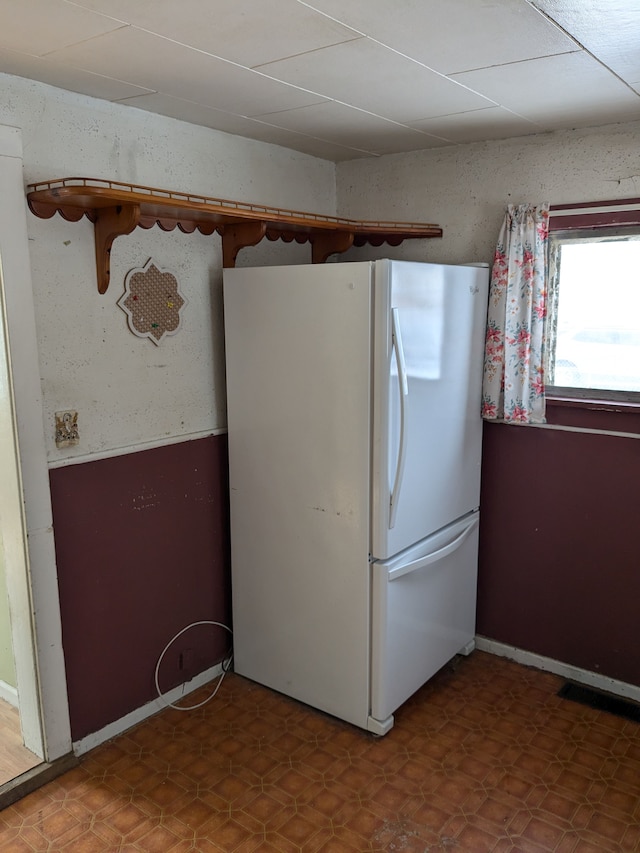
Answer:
0;698;41;787
1;651;639;851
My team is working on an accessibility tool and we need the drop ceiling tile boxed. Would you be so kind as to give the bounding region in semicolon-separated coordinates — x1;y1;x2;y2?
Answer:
0;47;154;101
116;92;270;135
245;125;376;161
44;27;329;115
303;0;579;74
273;138;375;161
254;101;447;154
69;0;362;67
257;37;494;123
117;91;370;160
117;91;308;142
1;0;637;162
410;107;541;143
451;51;640;127
0;0;124;56
531;0;640;83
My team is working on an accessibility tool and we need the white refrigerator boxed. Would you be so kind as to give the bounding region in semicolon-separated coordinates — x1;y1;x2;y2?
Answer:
223;259;489;734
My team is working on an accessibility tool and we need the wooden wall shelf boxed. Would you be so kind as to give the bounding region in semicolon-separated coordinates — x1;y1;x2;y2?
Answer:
26;177;442;293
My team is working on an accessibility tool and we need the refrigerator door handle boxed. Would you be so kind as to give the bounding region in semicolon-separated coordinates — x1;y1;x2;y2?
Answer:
389;308;409;529
387;516;479;581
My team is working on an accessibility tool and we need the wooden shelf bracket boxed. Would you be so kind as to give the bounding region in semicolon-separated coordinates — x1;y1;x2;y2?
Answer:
222;221;268;269
94;205;141;294
310;230;354;264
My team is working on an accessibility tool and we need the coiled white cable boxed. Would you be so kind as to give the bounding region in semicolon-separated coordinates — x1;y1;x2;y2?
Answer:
154;620;233;711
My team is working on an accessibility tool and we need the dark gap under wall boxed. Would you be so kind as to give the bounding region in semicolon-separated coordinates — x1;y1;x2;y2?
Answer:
558;682;640;723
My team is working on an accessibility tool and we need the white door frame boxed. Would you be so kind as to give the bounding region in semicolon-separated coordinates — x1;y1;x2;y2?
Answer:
0;123;71;762
0;257;43;756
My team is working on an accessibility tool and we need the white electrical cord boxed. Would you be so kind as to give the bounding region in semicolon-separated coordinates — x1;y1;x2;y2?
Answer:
154;620;233;712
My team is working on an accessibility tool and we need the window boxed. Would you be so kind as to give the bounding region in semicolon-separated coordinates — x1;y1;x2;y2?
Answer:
546;205;640;402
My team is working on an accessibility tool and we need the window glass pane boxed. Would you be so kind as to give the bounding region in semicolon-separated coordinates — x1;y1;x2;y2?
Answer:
553;238;640;392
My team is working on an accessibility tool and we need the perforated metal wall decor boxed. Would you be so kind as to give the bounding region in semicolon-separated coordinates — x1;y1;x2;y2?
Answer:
118;258;186;345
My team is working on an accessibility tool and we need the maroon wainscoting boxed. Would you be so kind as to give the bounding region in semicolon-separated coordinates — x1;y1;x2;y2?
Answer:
49;434;231;741
477;420;640;688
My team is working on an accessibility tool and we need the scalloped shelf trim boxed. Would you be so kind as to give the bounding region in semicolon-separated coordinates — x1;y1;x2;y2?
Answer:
27;177;442;293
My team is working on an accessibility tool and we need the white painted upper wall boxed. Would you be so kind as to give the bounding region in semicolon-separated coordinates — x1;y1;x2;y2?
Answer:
0;74;336;463
3;69;640;464
336;121;640;265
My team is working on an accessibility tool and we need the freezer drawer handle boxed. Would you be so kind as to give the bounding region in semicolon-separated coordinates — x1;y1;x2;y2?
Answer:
389;308;409;529
387;517;479;581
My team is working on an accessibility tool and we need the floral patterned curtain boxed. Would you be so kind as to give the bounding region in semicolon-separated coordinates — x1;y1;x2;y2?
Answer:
482;203;550;424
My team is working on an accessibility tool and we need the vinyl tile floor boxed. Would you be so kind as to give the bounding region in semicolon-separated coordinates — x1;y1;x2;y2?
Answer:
1;651;639;852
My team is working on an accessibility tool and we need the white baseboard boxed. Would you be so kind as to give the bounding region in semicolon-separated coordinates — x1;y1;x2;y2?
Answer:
72;642;640;757
72;663;224;756
476;636;640;704
0;679;18;708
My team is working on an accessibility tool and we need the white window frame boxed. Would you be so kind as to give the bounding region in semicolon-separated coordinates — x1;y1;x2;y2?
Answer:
546;200;640;404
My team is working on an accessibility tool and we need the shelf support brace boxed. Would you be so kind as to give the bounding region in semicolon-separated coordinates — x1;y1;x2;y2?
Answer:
222;221;267;268
95;204;141;294
310;230;354;264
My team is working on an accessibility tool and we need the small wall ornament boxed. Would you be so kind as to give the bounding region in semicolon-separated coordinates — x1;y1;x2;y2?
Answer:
118;258;186;345
55;410;79;448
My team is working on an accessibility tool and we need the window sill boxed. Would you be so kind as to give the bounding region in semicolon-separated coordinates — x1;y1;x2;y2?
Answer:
545;394;640;435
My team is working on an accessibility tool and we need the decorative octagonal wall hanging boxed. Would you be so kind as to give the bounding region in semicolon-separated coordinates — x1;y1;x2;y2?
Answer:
118;258;186;345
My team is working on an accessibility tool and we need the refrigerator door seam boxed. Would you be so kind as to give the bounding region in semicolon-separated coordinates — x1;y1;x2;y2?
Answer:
386;515;479;581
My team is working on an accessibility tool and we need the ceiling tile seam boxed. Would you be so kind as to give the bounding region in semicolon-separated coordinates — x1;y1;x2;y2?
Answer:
294;0;369;38
26;15;630;127
447;48;582;78
1;43;492;128
256;29;496;112
221;113;382;157
116;78;448;137
524;0;587;44
405;105;543;128
62;0;130;27
104;22;359;80
252;32;570;117
346;33;491;83
38;28;345;109
120;26;363;106
15;53;159;96
251;36;366;71
114;82;460;146
0;52;158;101
40;22;347;81
109;92;382;158
114;87;455;148
243;109;423;153
116;91;330;120
38;23;130;59
131;26;366;71
528;1;640;95
250;98;456;144
0;46;48;62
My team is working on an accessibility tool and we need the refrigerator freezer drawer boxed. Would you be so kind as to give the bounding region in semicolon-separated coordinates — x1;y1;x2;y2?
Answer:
370;514;479;725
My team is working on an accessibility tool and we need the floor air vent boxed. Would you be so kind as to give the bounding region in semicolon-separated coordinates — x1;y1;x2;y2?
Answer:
558;682;640;723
